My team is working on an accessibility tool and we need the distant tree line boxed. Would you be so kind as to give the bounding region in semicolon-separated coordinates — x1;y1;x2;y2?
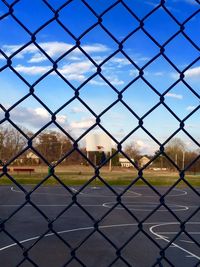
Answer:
0;126;199;173
116;139;200;173
34;131;84;164
152;138;200;173
0;126;84;165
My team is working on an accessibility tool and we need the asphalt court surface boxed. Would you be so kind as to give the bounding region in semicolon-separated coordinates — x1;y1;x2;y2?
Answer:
0;185;199;267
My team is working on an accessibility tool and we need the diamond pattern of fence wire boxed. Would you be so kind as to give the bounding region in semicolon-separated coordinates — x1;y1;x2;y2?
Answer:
0;0;200;266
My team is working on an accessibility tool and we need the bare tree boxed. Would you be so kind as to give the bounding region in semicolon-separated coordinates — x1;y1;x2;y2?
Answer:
35;131;73;164
165;138;186;169
124;141;141;161
0;125;27;162
184;151;199;174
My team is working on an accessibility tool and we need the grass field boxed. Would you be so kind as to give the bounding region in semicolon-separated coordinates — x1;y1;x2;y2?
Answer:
0;165;199;187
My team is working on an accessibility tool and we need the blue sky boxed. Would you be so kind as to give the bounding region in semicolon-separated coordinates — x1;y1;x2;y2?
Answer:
0;0;199;154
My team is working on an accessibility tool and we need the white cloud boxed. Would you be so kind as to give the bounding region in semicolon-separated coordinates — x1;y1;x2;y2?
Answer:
186;105;197;111
138;56;150;62
89;73;124;86
28;53;46;63
145;1;159;7
57;61;94;81
134;139;158;155
166;93;183;99
1;41;154;85
6;106;68;130
185;123;200;129
34;107;66;124
15;64;51;75
92;55;107;64
136;140;146;148
68;56;82;61
63;73;86;81
57;114;67;124
129;69;139;77
171;66;200;80
1;105;96;134
70;107;87;114
33;107;67;125
1;42;109;63
110;57;131;67
154;72;165;76
35;107;49;118
70;119;95;129
14;60;94;81
82;44;109;53
59;61;93;76
13;59;125;86
106;76;124;86
11;106;51;128
90;75;124;86
184;66;200;78
89;79;106;86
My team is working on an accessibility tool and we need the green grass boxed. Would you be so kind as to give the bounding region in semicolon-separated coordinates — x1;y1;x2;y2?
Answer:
0;171;199;187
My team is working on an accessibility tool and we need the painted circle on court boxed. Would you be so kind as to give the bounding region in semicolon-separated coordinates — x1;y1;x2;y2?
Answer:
103;202;189;212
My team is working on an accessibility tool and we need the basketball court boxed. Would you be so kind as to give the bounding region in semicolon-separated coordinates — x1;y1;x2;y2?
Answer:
0;185;199;266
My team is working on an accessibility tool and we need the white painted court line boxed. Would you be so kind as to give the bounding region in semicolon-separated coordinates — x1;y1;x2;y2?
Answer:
0;223;138;252
125;188;188;197
0;204;104;208
0;202;194;213
68;187;141;198
11;186;97;197
10;187;71;196
71;187;84;195
0;221;199;260
156;236;168;239
118;187;142;197
156;232;200;235
102;202;189;212
180;240;195;244
10;186;141;198
150;222;200;260
0;223;156;252
10;186;189;198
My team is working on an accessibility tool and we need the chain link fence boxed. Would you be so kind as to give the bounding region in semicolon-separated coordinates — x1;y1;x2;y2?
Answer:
0;0;200;266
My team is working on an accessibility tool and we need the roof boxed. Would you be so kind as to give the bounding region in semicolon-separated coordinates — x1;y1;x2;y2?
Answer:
139;156;149;161
26;152;39;159
119;158;134;163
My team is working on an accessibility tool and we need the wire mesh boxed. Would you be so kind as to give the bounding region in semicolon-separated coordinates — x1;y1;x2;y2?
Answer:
0;0;200;266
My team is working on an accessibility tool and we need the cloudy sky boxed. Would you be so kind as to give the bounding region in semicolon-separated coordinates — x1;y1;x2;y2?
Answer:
0;0;199;154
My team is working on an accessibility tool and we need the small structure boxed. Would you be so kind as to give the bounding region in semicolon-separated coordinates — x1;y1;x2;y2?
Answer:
119;158;134;168
139;156;150;167
14;151;40;165
26;151;40;165
152;167;167;171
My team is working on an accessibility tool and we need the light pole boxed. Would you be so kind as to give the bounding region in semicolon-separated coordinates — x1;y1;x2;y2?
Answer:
160;155;163;170
0;134;3;162
182;151;185;170
175;154;178;165
109;149;112;172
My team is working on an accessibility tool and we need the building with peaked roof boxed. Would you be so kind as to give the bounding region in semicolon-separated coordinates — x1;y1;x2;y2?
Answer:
139;156;150;167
